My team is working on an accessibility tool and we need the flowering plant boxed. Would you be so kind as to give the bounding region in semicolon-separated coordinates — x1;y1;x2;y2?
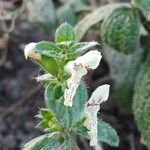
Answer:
23;23;119;150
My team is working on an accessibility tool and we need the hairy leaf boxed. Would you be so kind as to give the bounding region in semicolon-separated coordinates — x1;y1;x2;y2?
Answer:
40;55;59;77
97;119;119;147
69;41;100;53
23;133;61;150
73;119;119;147
101;7;140;54
55;23;76;43
133;52;150;149
45;83;87;127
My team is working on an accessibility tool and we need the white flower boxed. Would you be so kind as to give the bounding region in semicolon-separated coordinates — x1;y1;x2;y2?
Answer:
24;43;41;60
84;84;110;146
64;50;102;107
35;73;54;82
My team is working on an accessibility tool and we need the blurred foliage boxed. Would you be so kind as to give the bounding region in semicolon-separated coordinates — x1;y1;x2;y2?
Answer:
25;0;90;31
74;0;150;149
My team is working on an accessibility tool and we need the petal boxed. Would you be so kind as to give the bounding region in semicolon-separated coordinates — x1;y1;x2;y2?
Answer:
84;105;100;146
75;50;102;70
84;84;110;146
63;50;102;107
88;84;110;105
24;43;41;60
64;66;87;107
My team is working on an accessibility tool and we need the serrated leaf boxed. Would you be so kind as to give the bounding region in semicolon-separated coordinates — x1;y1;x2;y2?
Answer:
39;55;59;77
101;7;140;54
73;119;119;147
55;23;76;43
40;108;53;120
35;41;61;58
23;133;61;150
132;0;150;12
37;109;63;132
97;119;119;147
45;83;87;127
69;41;100;53
74;3;130;41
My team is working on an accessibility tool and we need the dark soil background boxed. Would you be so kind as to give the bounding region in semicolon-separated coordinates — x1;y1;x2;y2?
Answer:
0;0;148;150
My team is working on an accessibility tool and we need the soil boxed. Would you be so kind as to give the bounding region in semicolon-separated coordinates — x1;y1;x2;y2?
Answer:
0;8;148;150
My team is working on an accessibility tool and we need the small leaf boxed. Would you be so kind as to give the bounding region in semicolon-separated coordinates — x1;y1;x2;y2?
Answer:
97;119;119;147
69;41;100;53
40;55;59;77
37;109;63;132
40;108;53;120
132;0;150;12
35;41;61;58
45;83;88;127
73;119;119;147
23;133;61;150
55;23;76;43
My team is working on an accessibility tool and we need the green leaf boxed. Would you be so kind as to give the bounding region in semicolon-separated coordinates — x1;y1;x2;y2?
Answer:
74;3;130;41
35;41;61;58
23;133;61;150
55;23;76;43
69;41;100;53
73;118;90;138
73;119;119;147
101;7;140;54
97;119;119;147
36;109;63;132
45;83;88;127
40;108;54;120
60;139;80;150
132;0;150;12
40;55;59;77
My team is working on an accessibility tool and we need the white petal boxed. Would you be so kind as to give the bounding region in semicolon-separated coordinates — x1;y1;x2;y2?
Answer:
84;84;110;146
84;105;99;146
88;84;110;105
35;73;53;82
75;50;102;70
24;43;41;60
64;66;87;107
64;50;102;107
